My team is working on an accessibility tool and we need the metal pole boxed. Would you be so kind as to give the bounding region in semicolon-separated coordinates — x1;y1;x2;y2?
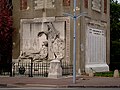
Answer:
73;0;76;84
30;57;33;77
63;0;87;84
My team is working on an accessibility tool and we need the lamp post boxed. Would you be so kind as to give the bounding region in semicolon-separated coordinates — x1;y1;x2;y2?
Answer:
63;0;87;84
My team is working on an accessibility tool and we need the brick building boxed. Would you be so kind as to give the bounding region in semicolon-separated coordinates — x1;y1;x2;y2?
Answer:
12;0;110;74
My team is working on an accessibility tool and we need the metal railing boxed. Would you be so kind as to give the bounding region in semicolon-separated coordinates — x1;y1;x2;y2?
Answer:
61;61;73;76
0;61;73;77
0;63;12;76
12;62;49;77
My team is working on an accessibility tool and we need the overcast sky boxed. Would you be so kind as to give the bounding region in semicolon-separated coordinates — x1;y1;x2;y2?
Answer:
118;0;120;3
115;0;120;3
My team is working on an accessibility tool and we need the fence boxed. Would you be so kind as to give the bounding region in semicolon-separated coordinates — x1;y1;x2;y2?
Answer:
0;61;73;77
61;61;73;76
12;62;49;77
0;63;12;76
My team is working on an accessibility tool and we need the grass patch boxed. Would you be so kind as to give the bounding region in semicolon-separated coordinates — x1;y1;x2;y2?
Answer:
94;71;120;77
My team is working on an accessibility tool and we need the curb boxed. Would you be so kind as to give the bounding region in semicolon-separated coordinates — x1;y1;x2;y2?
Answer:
1;83;120;88
5;84;69;88
68;85;120;88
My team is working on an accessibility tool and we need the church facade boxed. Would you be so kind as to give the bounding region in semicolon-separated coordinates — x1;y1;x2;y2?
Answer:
12;0;110;74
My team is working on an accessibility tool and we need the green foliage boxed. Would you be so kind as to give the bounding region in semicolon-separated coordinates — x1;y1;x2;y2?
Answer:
94;72;114;77
95;71;120;77
110;1;120;41
111;41;120;62
110;0;120;70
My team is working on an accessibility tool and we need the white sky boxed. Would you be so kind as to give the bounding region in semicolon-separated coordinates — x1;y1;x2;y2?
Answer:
115;0;120;3
118;0;120;3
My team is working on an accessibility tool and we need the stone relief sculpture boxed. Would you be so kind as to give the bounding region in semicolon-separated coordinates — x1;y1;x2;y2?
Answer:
53;37;65;59
47;22;61;60
92;0;101;12
19;22;65;62
37;22;65;61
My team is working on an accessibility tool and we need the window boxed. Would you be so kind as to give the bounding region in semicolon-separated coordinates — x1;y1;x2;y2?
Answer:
104;0;107;14
84;0;88;8
63;0;70;6
20;0;27;10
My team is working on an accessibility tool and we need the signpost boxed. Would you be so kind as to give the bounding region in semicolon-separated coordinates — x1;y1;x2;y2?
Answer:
63;0;87;84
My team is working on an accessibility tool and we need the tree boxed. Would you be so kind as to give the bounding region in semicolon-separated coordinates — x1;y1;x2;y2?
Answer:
0;0;13;73
110;0;120;41
110;0;120;70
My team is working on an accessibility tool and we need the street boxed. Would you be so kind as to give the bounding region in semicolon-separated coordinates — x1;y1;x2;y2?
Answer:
0;88;119;90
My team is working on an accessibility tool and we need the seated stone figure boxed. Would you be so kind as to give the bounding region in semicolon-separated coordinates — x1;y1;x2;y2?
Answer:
19;34;48;62
33;41;48;62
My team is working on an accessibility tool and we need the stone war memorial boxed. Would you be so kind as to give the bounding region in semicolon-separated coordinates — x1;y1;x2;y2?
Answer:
12;0;110;77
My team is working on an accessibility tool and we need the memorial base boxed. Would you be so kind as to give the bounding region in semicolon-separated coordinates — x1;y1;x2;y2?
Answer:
85;64;109;73
48;59;62;79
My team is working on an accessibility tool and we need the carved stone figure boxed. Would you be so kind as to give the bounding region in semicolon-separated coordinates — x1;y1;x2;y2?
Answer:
37;22;65;61
19;22;65;62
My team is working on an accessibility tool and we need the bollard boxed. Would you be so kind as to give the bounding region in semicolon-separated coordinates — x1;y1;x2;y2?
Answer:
88;68;94;77
113;69;119;78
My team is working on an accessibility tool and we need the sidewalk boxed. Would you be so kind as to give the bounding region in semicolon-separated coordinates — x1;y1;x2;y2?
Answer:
0;75;120;88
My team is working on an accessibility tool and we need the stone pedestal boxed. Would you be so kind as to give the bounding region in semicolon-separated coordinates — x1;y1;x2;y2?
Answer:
48;59;62;79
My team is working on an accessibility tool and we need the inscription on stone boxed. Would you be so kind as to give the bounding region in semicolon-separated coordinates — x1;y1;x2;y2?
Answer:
34;0;55;10
86;27;106;64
